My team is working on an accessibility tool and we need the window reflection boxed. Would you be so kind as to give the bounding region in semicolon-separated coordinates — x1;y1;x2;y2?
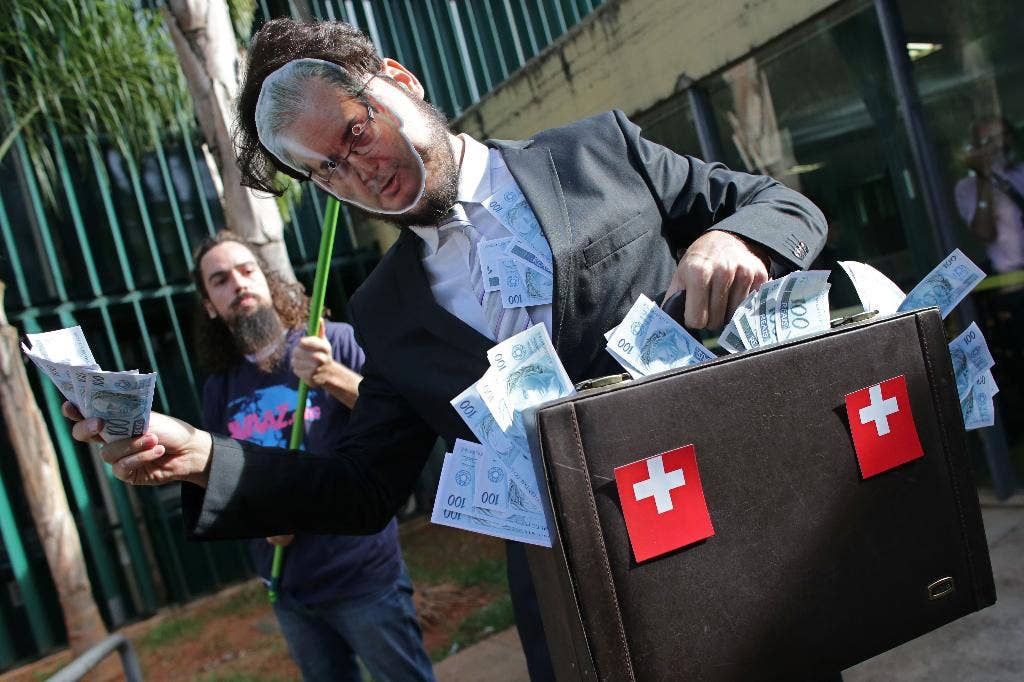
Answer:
901;0;1024;458
704;5;944;306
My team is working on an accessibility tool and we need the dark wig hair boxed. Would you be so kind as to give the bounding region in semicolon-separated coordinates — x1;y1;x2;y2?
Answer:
235;18;383;196
191;231;312;373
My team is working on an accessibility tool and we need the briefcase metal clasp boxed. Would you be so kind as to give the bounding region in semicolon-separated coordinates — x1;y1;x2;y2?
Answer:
927;576;955;600
574;374;630;393
830;309;879;328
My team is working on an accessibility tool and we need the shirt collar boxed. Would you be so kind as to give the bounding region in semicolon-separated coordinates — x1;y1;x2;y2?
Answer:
410;134;492;255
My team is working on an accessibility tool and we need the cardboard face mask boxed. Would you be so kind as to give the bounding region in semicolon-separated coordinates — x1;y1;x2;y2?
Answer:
255;59;426;214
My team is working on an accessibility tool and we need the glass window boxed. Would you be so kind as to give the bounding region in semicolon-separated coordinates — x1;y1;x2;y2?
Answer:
632;95;702;162
901;0;1024;469
702;2;941;311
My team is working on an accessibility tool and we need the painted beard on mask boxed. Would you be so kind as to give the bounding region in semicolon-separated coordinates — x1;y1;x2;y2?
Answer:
228;303;286;371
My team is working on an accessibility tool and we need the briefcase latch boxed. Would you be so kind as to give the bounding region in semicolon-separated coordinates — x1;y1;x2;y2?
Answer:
830;309;879;328
574;373;630;393
927;576;955;600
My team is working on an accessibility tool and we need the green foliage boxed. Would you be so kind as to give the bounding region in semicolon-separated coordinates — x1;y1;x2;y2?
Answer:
139;613;204;650
275;172;306;225
226;0;258;48
0;0;191;205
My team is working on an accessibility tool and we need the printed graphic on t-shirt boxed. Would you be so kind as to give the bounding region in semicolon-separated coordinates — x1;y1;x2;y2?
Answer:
225;384;321;447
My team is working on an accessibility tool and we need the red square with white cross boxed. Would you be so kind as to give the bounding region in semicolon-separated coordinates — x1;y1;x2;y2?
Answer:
845;374;924;478
614;444;714;563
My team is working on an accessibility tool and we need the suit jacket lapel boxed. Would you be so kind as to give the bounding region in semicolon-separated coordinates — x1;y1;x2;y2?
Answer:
489;139;576;353
392;230;492;359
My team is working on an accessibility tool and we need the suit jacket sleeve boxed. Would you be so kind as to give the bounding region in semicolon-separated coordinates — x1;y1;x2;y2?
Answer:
616;110;826;271
182;352;437;539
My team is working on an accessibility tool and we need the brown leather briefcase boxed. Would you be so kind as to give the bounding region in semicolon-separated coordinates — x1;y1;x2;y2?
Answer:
523;308;996;681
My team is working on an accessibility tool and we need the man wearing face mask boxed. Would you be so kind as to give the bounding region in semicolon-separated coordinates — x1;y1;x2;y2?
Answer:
66;18;828;680
191;231;433;682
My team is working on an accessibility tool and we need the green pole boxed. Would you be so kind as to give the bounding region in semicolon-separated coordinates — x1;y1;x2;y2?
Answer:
268;196;341;603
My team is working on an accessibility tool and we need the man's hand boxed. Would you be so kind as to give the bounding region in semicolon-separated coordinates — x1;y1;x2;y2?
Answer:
291;325;334;388
266;535;294;547
62;402;212;488
665;230;770;330
290;321;362;408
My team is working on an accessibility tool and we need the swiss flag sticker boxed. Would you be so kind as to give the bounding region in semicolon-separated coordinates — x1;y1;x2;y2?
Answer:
614;445;714;563
845;375;924;478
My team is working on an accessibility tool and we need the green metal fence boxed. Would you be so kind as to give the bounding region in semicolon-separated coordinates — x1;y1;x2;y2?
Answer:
0;0;603;669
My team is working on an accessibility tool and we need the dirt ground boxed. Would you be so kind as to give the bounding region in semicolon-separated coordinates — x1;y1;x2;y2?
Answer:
2;519;509;681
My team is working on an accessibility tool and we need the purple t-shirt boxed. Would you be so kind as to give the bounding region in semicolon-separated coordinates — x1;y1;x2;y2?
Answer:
202;322;401;604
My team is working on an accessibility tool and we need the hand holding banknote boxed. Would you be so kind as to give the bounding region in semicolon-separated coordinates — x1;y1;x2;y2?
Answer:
62;402;212;487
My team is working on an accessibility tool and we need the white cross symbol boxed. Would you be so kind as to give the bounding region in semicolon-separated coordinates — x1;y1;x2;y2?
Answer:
633;455;686;514
859;384;900;436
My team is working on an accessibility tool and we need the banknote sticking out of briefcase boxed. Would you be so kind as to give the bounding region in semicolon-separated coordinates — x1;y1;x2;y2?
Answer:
522;307;996;682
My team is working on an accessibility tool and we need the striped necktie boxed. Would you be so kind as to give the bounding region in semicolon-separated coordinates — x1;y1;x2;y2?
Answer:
440;205;531;342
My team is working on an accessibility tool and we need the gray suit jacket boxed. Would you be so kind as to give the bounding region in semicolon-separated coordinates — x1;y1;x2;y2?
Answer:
184;110;826;539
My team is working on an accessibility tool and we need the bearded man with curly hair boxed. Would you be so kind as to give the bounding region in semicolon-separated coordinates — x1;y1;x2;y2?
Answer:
190;230;433;682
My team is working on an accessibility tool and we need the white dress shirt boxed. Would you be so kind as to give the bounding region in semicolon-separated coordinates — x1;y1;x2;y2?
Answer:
410;134;553;341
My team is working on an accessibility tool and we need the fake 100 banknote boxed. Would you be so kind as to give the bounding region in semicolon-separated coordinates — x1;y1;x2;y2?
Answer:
605;294;715;378
21;325;157;442
431;442;551;547
898;248;985;318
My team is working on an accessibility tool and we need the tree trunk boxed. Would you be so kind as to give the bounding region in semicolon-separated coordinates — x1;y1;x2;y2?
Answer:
161;0;295;280
0;282;120;680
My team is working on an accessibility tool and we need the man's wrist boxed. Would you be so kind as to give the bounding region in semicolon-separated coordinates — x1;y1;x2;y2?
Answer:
183;429;213;488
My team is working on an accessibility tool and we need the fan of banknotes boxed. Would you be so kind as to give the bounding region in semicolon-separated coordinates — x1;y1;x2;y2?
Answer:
604;293;717;378
438;323;577;547
718;270;833;353
21;326;156;442
598;249;997;430
437;249;1000;545
840;248;995;431
478;185;554;309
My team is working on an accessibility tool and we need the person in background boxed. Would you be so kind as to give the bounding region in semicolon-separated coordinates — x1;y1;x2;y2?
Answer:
955;115;1024;423
956;115;1024;274
192;230;434;682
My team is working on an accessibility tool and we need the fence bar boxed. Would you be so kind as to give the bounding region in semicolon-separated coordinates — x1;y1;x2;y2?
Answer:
422;0;462;114
501;0;528;68
481;1;512;81
360;0;385;53
448;1;482;104
121;151;169;286
147;114;193;269
515;0;541;58
398;0;447;112
175;109;217;238
87;134;137;291
0;465;55;651
461;2;495;94
0;191;30;310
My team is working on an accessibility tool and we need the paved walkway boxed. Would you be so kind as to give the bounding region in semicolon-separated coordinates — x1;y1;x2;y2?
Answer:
435;493;1023;681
